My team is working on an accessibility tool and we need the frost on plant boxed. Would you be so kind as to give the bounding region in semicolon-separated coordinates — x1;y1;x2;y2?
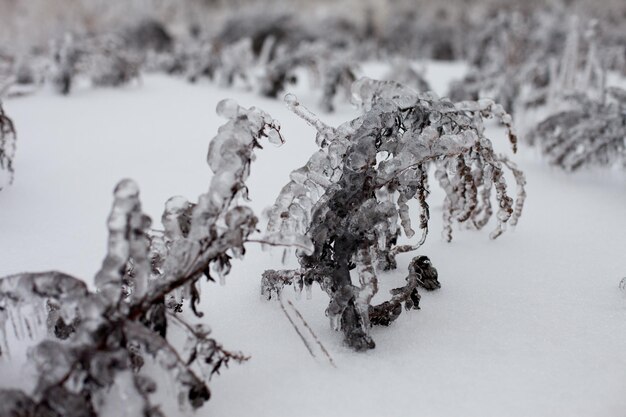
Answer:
0;99;283;415
0;101;16;190
262;78;526;351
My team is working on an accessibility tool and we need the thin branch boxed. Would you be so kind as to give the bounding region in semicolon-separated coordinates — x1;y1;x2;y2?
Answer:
166;310;250;364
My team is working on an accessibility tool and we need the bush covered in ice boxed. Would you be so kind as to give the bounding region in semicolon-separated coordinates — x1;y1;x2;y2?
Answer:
0;99;283;415
262;78;526;350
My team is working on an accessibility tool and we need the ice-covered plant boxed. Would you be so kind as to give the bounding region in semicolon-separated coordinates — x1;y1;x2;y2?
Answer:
256;41;358;112
0;101;16;190
0;99;284;415
262;78;526;351
216;38;256;88
50;34;82;95
448;10;606;117
448;10;548;115
526;87;626;171
517;17;605;119
383;58;431;94
378;6;465;61
518;18;626;171
87;36;141;88
123;19;173;53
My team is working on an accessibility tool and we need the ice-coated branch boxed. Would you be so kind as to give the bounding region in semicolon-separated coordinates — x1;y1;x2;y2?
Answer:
284;93;335;144
94;178;152;304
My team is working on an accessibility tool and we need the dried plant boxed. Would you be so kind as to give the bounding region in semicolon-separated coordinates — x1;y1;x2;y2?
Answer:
261;78;526;351
0;101;16;190
0;99;284;415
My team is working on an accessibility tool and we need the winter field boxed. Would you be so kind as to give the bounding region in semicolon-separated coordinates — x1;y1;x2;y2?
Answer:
1;61;626;416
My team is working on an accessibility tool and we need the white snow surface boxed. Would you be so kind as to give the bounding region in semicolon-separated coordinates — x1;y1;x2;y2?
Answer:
1;61;626;417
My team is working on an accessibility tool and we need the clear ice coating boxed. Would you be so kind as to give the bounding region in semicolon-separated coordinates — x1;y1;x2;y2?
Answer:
263;79;526;351
94;178;152;304
0;271;89;358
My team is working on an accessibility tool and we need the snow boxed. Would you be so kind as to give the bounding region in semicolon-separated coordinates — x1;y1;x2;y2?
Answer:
1;61;626;417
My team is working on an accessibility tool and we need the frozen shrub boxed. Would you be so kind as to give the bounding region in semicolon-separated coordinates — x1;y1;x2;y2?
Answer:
519;18;625;171
318;58;358;113
448;10;549;114
215;11;316;59
216;38;256;88
14;59;36;85
183;42;221;83
124;19;173;53
49;32;143;93
0;100;284;415
50;34;81;95
383;58;431;93
526;87;626;171
518;17;605;117
257;42;358;112
88;37;141;88
379;6;466;61
448;10;618;120
0;101;16;190
262;78;526;351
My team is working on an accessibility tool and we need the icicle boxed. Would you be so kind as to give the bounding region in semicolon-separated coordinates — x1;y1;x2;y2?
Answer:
293;278;302;300
284;94;335;145
397;194;415;238
94;179;151;304
329;314;340;332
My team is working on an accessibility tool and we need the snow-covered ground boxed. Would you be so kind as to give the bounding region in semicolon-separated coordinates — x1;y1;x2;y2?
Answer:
1;62;626;417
